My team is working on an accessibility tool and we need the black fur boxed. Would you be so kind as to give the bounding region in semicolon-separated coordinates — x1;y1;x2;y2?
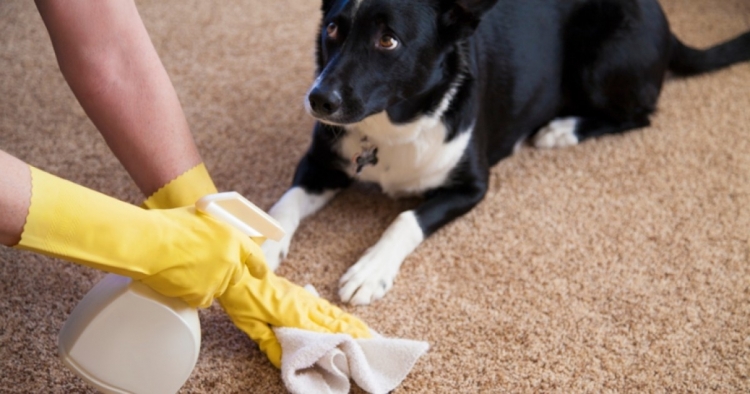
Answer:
291;0;750;239
670;31;750;76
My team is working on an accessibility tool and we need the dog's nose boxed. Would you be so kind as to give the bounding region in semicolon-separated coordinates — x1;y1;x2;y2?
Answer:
308;87;342;116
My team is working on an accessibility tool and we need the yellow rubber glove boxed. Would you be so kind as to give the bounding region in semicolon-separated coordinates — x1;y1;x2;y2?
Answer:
219;269;372;368
142;162;217;210
141;164;373;368
14;166;267;308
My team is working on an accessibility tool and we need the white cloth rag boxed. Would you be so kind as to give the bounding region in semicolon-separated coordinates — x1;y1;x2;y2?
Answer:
274;327;429;394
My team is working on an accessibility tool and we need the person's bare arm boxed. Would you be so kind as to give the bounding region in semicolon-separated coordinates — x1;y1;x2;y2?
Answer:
35;0;203;197
0;150;31;246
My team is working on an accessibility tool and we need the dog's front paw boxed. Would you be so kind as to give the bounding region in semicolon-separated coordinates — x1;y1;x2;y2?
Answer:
533;117;580;149
338;247;399;305
260;236;290;272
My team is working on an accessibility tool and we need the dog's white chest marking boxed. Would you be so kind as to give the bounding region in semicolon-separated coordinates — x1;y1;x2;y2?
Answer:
339;112;472;197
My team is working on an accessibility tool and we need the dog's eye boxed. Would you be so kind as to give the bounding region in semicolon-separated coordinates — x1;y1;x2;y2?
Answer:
326;22;338;39
377;34;399;50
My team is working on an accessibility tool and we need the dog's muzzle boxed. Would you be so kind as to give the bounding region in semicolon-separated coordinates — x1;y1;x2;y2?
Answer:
307;86;342;117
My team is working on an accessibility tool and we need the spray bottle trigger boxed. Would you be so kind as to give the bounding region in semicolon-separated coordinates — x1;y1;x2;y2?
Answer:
195;192;285;242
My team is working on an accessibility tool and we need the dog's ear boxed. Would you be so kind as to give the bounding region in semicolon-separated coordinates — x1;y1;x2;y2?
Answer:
439;0;499;40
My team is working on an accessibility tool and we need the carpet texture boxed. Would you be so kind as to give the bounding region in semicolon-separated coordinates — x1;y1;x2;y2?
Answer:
1;1;748;393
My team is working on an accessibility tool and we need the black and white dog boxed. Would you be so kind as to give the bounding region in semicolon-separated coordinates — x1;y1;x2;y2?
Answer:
262;0;750;305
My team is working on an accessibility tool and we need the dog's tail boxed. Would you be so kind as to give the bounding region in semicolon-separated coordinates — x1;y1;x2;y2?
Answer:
669;30;750;77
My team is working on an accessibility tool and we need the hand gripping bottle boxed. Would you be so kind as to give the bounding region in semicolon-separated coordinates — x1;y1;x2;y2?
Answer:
57;192;284;394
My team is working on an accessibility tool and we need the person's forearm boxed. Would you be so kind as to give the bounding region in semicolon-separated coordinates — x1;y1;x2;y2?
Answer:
0;150;32;246
35;0;203;197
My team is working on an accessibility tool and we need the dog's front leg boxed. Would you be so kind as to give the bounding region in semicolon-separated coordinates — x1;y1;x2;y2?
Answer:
339;178;488;305
263;186;338;271
262;125;352;271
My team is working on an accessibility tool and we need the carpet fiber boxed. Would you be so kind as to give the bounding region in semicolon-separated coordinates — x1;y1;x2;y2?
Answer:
1;1;748;392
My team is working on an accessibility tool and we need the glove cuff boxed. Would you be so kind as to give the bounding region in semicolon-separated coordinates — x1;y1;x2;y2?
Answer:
14;166;155;278
142;163;218;210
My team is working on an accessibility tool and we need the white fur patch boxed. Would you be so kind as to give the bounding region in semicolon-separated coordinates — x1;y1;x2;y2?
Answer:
533;117;580;149
339;211;424;305
340;114;472;197
262;187;337;271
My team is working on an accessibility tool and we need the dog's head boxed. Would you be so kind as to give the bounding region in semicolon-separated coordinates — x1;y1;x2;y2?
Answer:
305;0;498;125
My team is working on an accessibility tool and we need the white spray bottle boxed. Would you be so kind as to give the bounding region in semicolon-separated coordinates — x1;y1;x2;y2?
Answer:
57;192;284;394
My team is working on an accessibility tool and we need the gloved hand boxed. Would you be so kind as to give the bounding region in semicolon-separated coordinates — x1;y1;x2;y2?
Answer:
14;166;267;308
219;268;372;368
142;163;373;368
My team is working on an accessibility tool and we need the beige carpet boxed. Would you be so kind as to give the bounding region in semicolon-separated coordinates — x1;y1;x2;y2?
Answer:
1;0;748;392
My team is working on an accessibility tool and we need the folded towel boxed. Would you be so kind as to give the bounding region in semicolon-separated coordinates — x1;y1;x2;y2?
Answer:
275;327;429;394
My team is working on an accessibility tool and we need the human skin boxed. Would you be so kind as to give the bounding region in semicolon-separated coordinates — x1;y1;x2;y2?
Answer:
0;151;32;246
0;0;209;245
34;0;204;197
